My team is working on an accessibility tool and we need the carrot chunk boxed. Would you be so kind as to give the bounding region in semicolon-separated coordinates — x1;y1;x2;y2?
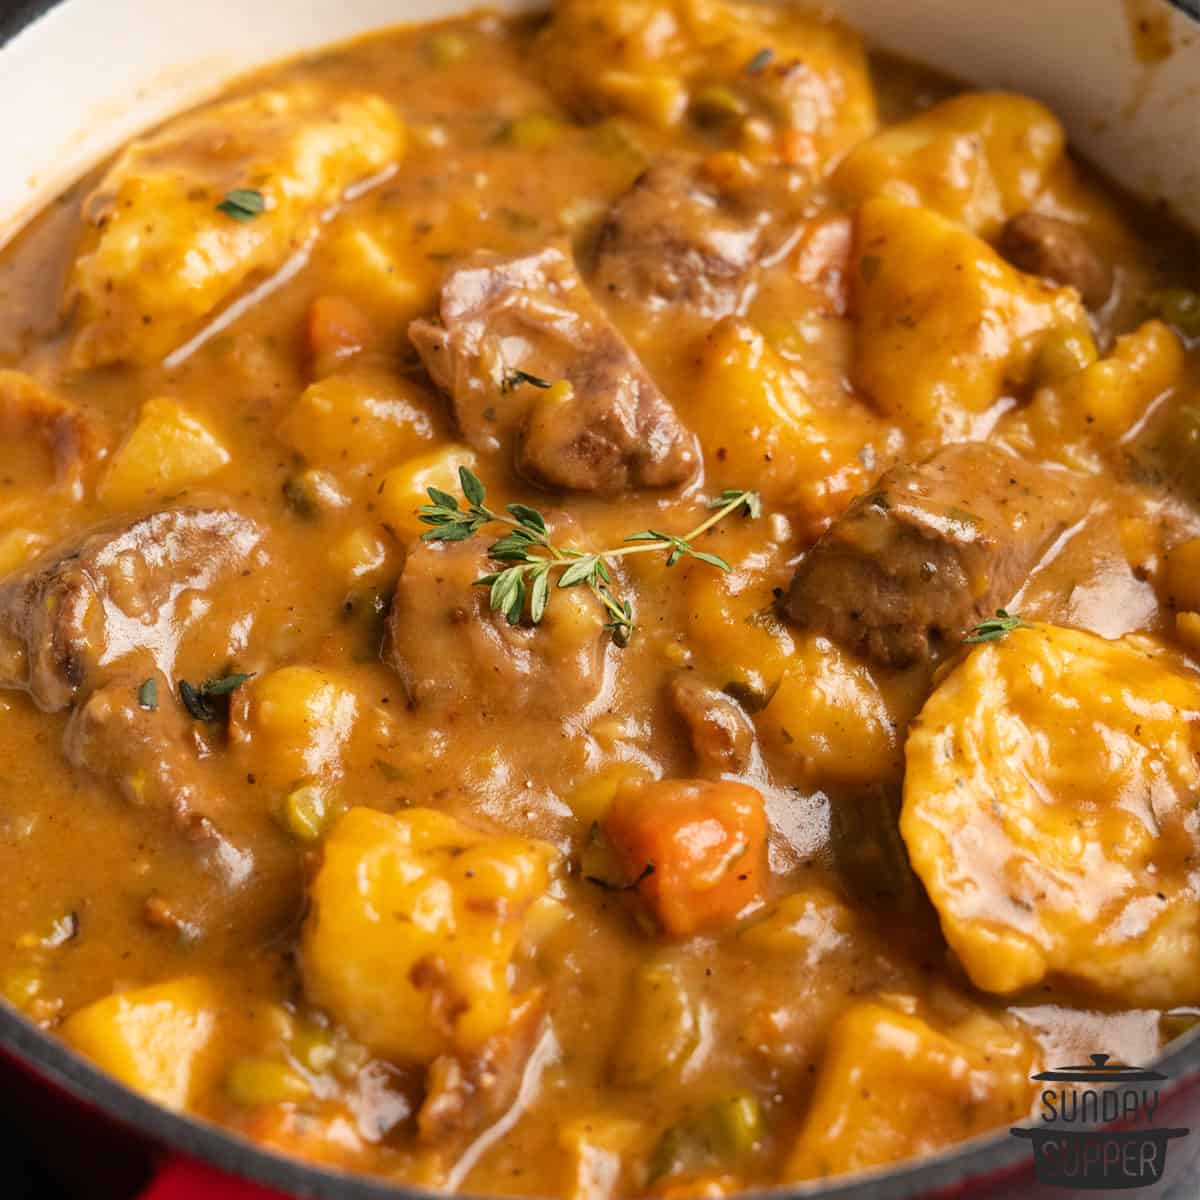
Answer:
306;295;374;377
602;779;768;936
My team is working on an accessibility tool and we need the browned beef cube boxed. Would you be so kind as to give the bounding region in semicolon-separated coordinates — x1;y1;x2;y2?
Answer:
592;155;789;318
0;507;262;711
669;673;755;775
999;211;1112;310
409;245;696;493
784;444;1081;666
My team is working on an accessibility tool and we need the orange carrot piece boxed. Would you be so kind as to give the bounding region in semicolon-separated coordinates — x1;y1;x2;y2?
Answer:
602;779;768;936
306;295;373;378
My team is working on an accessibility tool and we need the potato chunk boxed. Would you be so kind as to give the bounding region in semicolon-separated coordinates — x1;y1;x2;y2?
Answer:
67;85;405;366
685;552;796;711
902;625;1200;1006
229;666;360;800
835;92;1064;237
854;196;1091;448
98;397;230;507
277;366;438;474
688;320;877;527
786;1001;1035;1179
756;634;902;785
62;977;222;1110
537;0;874;172
375;444;479;541
302;807;554;1063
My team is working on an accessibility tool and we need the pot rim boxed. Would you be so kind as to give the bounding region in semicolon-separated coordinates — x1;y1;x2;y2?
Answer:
4;997;1200;1200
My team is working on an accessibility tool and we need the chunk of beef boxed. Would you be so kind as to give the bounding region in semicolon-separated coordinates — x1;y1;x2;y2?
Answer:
669;673;755;775
0;507;262;711
409;246;696;492
64;673;253;886
417;1002;545;1147
0;370;107;499
385;533;610;720
999;212;1112;310
784;444;1081;666
593;155;797;318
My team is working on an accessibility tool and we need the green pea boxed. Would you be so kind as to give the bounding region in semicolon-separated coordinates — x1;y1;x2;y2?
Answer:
281;784;328;843
1034;326;1098;386
291;1022;337;1073
691;84;750;126
709;1092;765;1155
1148;288;1200;339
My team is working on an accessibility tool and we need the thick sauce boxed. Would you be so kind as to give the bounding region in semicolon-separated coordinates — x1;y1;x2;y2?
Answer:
1;4;1199;1196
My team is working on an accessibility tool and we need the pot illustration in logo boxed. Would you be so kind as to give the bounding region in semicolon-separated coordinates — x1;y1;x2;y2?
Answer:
1011;1054;1188;1190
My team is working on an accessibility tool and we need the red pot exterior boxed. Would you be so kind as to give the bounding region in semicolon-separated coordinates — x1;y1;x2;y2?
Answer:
5;1030;1199;1200
140;1157;288;1200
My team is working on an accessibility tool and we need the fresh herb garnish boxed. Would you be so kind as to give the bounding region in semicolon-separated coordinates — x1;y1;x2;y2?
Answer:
586;862;655;892
199;672;255;696
500;367;553;394
179;680;215;721
179;672;256;720
964;609;1032;644
137;678;158;711
745;47;775;75
418;468;760;647
216;188;266;222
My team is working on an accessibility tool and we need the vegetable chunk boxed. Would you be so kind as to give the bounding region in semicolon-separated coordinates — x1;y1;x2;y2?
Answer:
756;634;900;784
835;92;1065;237
537;0;875;173
853;196;1092;448
98;397;230;507
302;807;555;1063
1002;320;1184;472
62;977;222;1110
229;666;361;806
786;1001;1036;1179
688;320;875;526
277;367;437;474
66;84;405;366
602;779;767;936
902;624;1200;1006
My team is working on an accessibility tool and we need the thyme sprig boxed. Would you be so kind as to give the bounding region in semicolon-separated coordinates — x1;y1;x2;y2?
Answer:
964;609;1032;644
417;468;760;647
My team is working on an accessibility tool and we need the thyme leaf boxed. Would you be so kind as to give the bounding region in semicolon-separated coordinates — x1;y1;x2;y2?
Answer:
964;609;1032;644
216;188;266;222
500;367;553;394
179;671;256;721
417;470;760;647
